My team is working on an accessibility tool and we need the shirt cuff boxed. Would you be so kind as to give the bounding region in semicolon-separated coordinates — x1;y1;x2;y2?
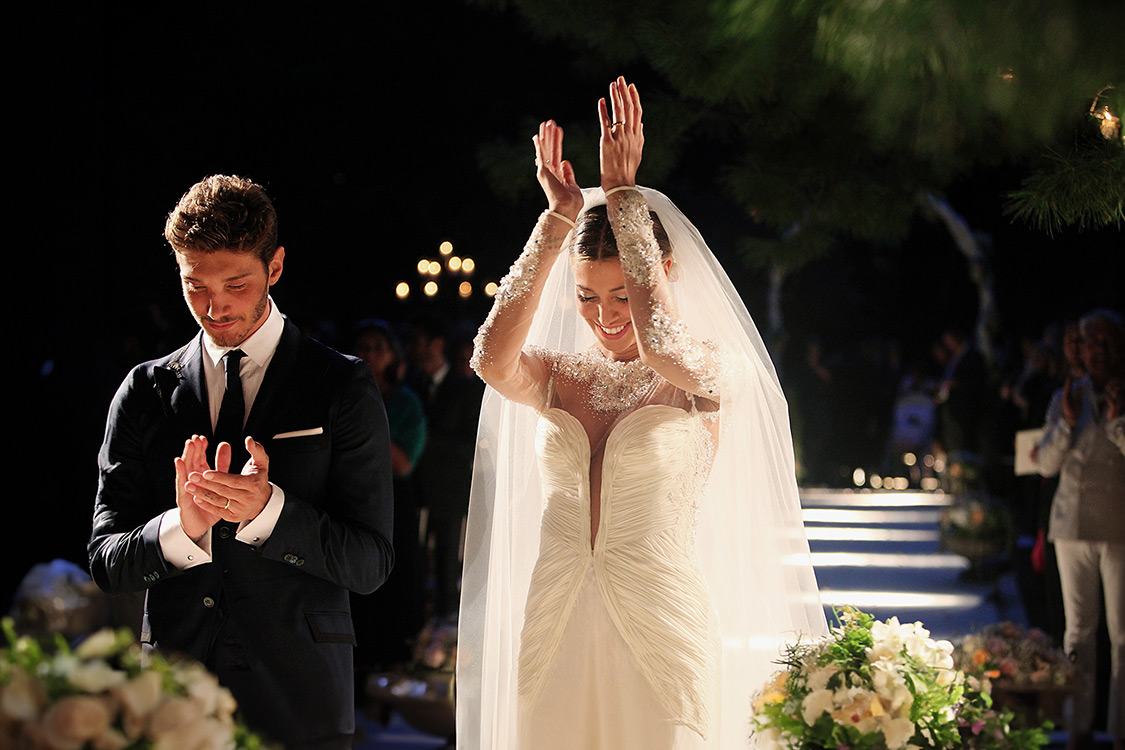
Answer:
158;509;212;569
237;483;285;547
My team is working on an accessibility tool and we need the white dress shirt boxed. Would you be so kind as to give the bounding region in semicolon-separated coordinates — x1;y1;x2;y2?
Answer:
159;298;288;568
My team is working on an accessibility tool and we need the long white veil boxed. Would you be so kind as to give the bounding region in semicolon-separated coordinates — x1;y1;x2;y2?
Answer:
457;187;827;748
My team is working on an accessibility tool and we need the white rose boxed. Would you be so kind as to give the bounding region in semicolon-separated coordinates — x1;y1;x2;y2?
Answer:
180;666;224;716
801;688;836;725
91;727;131;750
147;696;203;739
935;667;958;687
1;666;45;720
756;726;782;750
75;630;119;660
112;671;164;738
882;716;916;749
68;660;128;693
871;662;913;714
807;666;837;692
854;715;879;734
39;695;113;750
153;716;231;750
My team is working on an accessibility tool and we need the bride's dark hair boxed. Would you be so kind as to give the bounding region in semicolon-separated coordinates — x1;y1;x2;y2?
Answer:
570;204;672;261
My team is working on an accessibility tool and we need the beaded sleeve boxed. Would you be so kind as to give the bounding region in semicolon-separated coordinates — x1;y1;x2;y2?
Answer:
609;190;722;401
470;211;571;406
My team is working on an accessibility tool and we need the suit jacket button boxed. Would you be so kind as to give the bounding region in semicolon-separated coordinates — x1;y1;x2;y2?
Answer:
284;554;298;564
203;596;215;608
218;527;231;540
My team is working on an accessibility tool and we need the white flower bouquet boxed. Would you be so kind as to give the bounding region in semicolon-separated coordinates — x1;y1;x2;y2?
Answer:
750;608;1051;750
0;618;268;750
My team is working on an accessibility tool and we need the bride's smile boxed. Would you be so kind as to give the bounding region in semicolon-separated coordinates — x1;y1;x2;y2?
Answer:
573;257;640;358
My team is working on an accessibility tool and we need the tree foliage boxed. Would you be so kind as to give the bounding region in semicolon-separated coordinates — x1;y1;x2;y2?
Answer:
472;0;1125;270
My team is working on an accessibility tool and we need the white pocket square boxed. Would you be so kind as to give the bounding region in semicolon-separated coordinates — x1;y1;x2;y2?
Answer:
273;427;324;439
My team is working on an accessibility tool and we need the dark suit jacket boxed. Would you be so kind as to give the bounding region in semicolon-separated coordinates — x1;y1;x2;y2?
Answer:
410;367;485;516
88;319;394;746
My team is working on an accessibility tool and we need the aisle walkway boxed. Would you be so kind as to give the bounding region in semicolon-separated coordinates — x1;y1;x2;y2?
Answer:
801;488;1025;640
357;488;1096;748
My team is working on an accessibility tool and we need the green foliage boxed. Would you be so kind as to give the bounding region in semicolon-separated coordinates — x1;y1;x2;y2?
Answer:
1006;128;1125;235
471;0;1125;245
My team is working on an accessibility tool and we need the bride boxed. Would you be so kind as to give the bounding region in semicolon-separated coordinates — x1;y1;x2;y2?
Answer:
458;76;826;748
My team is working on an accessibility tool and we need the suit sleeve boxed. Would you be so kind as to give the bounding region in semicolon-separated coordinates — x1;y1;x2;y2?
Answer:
257;359;395;595
88;366;181;593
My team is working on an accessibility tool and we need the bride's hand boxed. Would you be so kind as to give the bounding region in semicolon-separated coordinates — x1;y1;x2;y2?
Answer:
599;76;643;191
533;119;583;221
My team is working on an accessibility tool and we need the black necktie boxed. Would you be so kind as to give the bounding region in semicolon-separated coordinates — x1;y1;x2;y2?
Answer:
214;349;247;470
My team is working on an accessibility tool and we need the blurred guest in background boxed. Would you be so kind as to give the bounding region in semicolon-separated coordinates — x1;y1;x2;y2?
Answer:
407;315;485;619
351;320;428;674
935;328;992;460
1037;309;1125;750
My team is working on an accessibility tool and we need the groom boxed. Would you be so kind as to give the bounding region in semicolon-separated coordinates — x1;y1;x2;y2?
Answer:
89;174;394;749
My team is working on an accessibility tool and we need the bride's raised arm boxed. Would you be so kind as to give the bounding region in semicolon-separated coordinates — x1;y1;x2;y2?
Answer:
470;120;585;409
600;77;722;404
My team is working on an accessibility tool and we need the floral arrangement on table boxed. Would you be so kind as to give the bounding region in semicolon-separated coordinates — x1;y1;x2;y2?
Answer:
952;622;1074;727
750;608;1051;750
940;497;1013;562
954;622;1074;689
0;618;267;750
940;453;984;498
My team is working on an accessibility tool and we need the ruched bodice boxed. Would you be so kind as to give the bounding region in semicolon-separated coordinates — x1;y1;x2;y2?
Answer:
519;403;718;737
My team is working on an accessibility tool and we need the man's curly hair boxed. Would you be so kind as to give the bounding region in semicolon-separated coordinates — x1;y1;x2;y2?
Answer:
164;174;278;267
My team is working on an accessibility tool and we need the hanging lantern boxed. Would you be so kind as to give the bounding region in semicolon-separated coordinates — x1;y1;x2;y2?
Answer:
1089;86;1122;143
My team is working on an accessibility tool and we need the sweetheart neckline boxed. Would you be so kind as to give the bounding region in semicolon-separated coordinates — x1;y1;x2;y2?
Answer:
540;403;691;458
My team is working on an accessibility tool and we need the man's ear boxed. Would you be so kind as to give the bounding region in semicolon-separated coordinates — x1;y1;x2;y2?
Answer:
267;246;285;286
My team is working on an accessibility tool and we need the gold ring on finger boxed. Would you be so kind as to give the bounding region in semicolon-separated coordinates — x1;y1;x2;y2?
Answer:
224;499;231;511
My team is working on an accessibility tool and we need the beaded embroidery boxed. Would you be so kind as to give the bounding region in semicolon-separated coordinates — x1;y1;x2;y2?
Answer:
643;300;721;398
497;210;565;305
610;190;663;288
470;211;568;375
530;346;658;413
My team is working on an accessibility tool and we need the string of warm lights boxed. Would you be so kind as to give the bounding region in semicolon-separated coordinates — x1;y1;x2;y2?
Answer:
396;240;498;302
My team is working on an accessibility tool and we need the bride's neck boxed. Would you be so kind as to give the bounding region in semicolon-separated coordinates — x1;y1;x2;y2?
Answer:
594;342;641;363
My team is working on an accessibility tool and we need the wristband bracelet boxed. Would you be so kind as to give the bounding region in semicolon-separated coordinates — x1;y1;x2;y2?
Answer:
547;210;577;228
604;185;640;196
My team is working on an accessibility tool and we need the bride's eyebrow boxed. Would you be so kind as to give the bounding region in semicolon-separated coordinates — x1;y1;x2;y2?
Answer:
576;284;627;292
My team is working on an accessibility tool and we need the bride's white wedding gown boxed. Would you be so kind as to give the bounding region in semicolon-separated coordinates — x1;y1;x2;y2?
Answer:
516;355;720;748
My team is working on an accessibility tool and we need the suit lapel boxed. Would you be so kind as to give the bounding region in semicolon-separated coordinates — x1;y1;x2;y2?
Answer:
156;333;211;438
244;319;306;443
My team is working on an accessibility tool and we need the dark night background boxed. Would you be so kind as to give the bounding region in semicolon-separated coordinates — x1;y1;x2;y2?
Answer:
12;2;1122;608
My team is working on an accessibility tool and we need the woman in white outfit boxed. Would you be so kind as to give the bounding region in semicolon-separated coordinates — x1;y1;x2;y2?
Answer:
458;76;826;749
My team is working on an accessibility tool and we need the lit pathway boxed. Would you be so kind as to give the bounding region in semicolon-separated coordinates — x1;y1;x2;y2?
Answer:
802;488;1026;641
357;488;1032;748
